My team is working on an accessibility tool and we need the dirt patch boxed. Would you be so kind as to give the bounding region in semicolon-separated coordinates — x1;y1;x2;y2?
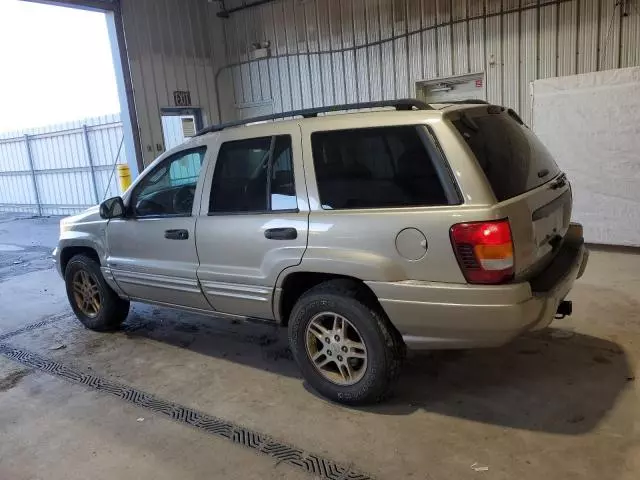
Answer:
0;369;32;392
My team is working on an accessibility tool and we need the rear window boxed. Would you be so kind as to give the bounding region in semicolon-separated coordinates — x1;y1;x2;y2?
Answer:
311;126;449;209
452;110;560;202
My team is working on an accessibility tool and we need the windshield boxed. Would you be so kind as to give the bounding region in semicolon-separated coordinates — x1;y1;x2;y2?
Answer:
452;109;561;201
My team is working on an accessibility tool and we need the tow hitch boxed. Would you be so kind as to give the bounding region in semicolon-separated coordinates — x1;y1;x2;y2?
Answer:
555;300;573;319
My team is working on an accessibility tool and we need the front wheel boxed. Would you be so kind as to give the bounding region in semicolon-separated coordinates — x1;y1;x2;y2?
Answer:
288;280;405;405
64;254;130;331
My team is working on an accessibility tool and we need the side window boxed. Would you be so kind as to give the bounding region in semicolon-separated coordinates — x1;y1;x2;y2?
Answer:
209;135;297;214
311;126;448;210
133;147;206;217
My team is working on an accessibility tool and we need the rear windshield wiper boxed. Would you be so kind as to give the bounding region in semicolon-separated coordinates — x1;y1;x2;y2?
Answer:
549;173;567;189
507;108;525;125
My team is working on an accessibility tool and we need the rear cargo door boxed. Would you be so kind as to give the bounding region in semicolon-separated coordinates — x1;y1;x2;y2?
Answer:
452;108;572;279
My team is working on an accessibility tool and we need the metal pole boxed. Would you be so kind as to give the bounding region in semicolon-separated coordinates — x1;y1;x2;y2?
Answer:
82;125;100;204
23;134;42;217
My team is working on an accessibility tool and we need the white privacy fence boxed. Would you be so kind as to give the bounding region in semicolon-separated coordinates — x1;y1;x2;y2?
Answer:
0;114;127;216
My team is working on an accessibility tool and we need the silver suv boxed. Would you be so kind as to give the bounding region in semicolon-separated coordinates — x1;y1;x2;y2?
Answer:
55;99;589;404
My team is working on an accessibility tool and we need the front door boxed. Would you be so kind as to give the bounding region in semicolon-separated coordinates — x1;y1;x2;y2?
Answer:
195;124;308;320
106;146;211;310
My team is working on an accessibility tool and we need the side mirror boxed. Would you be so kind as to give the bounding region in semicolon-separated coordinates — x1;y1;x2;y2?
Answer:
99;196;126;219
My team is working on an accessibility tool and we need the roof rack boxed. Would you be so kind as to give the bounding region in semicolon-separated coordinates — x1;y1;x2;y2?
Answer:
441;99;490;105
196;99;432;136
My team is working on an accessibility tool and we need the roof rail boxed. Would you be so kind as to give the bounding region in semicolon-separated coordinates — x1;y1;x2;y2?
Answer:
196;99;432;136
441;99;490;105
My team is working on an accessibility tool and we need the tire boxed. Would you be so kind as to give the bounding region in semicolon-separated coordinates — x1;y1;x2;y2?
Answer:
64;254;130;332
288;279;405;405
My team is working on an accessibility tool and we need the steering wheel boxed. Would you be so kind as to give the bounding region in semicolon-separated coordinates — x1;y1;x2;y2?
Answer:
136;198;165;216
173;185;195;214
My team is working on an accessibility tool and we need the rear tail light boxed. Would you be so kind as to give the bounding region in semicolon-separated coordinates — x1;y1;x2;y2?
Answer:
450;220;514;284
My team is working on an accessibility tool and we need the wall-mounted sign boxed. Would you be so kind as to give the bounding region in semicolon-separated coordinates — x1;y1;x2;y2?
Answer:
173;90;192;107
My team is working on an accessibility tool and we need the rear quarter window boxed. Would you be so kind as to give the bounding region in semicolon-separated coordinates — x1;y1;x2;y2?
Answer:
311;126;451;210
452;110;560;202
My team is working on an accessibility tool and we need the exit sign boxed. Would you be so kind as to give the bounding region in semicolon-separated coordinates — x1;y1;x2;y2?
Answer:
173;90;192;107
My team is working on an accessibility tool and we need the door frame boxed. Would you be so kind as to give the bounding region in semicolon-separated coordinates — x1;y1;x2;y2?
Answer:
160;107;204;131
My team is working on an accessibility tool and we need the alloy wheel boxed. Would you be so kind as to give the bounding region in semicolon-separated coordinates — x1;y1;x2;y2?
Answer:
305;312;368;386
72;270;102;318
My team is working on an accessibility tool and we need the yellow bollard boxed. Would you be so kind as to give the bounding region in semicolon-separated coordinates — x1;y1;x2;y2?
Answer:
116;164;132;193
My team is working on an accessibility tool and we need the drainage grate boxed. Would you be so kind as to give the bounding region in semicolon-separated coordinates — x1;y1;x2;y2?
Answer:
0;339;373;479
0;312;72;342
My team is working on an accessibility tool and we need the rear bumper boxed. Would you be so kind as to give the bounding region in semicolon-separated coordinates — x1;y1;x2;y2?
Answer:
366;229;589;350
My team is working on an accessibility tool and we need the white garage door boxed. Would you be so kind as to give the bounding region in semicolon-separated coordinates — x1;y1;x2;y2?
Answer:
532;67;640;247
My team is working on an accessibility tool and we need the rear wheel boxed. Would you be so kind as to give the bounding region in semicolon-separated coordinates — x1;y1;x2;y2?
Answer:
288;280;405;404
64;254;129;331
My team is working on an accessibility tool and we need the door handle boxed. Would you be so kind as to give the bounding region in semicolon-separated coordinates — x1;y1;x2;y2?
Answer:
264;227;297;240
164;229;189;240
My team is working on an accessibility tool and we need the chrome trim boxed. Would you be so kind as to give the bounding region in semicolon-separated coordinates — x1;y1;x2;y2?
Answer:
111;269;201;294
200;280;271;302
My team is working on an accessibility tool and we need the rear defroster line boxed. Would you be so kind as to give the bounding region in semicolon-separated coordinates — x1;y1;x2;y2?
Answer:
0;324;372;480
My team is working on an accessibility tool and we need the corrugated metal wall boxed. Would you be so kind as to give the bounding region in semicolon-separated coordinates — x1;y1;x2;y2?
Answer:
120;0;229;167
0;115;125;215
218;0;640;125
115;0;639;167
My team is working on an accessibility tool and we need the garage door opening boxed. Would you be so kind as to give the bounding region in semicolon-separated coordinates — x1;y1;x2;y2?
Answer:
0;0;139;215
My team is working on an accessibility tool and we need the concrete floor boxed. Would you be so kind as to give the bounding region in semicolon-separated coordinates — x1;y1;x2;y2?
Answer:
0;212;638;479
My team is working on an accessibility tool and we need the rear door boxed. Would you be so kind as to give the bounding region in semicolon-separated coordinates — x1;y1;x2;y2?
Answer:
451;107;572;278
195;124;309;320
